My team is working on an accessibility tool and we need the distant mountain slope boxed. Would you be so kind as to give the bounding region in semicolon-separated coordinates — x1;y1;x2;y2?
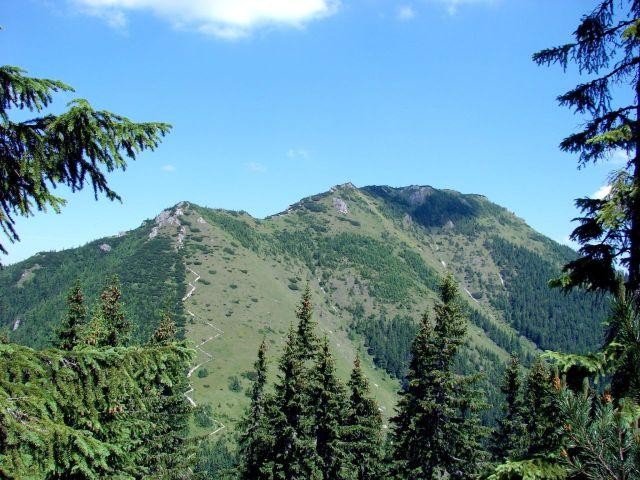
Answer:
0;183;609;428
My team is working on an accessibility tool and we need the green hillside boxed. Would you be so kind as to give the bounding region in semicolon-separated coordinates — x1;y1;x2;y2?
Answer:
0;183;609;432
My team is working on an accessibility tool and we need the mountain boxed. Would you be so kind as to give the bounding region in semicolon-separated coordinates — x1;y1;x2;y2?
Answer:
0;183;608;429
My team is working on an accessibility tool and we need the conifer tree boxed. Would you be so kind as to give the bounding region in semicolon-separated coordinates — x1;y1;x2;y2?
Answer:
55;279;88;350
491;354;528;462
524;358;562;457
534;1;640;296
313;336;349;480
239;340;274;480
391;275;487;480
151;311;178;345
0;65;171;262
295;286;319;362
344;355;384;480
271;326;321;480
99;275;131;347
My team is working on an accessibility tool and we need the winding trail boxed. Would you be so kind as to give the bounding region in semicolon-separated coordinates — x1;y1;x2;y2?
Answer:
183;267;226;437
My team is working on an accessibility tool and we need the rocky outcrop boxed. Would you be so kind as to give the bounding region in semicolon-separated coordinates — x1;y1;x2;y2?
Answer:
332;198;348;214
99;243;112;253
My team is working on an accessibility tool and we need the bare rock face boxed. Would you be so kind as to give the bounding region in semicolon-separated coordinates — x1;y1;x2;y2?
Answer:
197;216;207;225
149;227;159;239
332;197;348;214
99;243;112;253
444;220;455;230
407;186;433;206
177;225;187;248
402;213;413;228
12;318;21;331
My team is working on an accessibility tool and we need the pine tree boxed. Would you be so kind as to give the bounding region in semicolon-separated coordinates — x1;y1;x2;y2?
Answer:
344;355;384;480
271;326;321;480
524;357;562;457
295;286;319;362
99;275;131;347
534;1;640;296
391;275;487;480
313;336;349;480
491;354;528;462
55;279;88;350
239;340;274;480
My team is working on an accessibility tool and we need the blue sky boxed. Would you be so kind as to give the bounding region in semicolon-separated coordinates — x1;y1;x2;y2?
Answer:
2;0;622;264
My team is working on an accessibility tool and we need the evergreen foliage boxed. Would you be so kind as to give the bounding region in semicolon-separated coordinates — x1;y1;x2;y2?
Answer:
97;275;131;347
391;275;487;479
0;341;193;479
239;340;273;480
54;279;88;350
271;326;321;480
313;336;349;480
534;1;640;296
523;358;562;458
491;354;528;462
0;65;171;260
344;355;384;480
295;286;319;362
559;389;640;480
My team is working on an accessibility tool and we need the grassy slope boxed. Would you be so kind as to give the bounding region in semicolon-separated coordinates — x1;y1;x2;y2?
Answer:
0;184;608;435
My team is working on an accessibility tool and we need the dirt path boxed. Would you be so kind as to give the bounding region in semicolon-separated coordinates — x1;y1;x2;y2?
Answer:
182;267;226;436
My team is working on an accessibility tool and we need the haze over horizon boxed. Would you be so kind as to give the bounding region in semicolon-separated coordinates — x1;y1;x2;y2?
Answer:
2;0;621;264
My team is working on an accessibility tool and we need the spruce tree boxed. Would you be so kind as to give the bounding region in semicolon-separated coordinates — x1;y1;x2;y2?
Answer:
344;355;384;480
313;336;349;480
524;357;561;457
271;326;321;480
99;275;131;347
534;1;640;296
239;340;274;480
491;354;528;462
295;286;319;362
55;279;88;350
151;311;178;345
0;65;171;262
391;275;487;479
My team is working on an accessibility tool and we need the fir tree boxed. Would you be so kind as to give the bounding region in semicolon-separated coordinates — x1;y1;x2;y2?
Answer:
534;1;640;296
151;311;178;345
524;357;561;457
99;275;131;347
391;275;487;480
344;355;384;480
295;286;319;362
491;354;528;462
239;340;274;480
0;65;171;261
313;336;349;480
271;326;321;480
55;279;88;350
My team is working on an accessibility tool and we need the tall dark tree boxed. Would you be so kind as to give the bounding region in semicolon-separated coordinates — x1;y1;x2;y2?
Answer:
0;66;171;261
151;311;178;345
239;340;273;480
313;336;349;480
271;326;320;480
391;275;487;479
295;286;319;362
491;354;528;462
524;358;562;457
534;1;640;295
99;275;131;347
55;279;88;350
344;355;384;480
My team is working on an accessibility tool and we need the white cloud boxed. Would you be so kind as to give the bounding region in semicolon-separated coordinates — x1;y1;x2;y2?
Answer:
246;161;267;173
287;148;310;159
429;0;499;15
73;0;339;38
592;185;611;200
161;164;176;172
610;149;631;165
397;5;416;21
